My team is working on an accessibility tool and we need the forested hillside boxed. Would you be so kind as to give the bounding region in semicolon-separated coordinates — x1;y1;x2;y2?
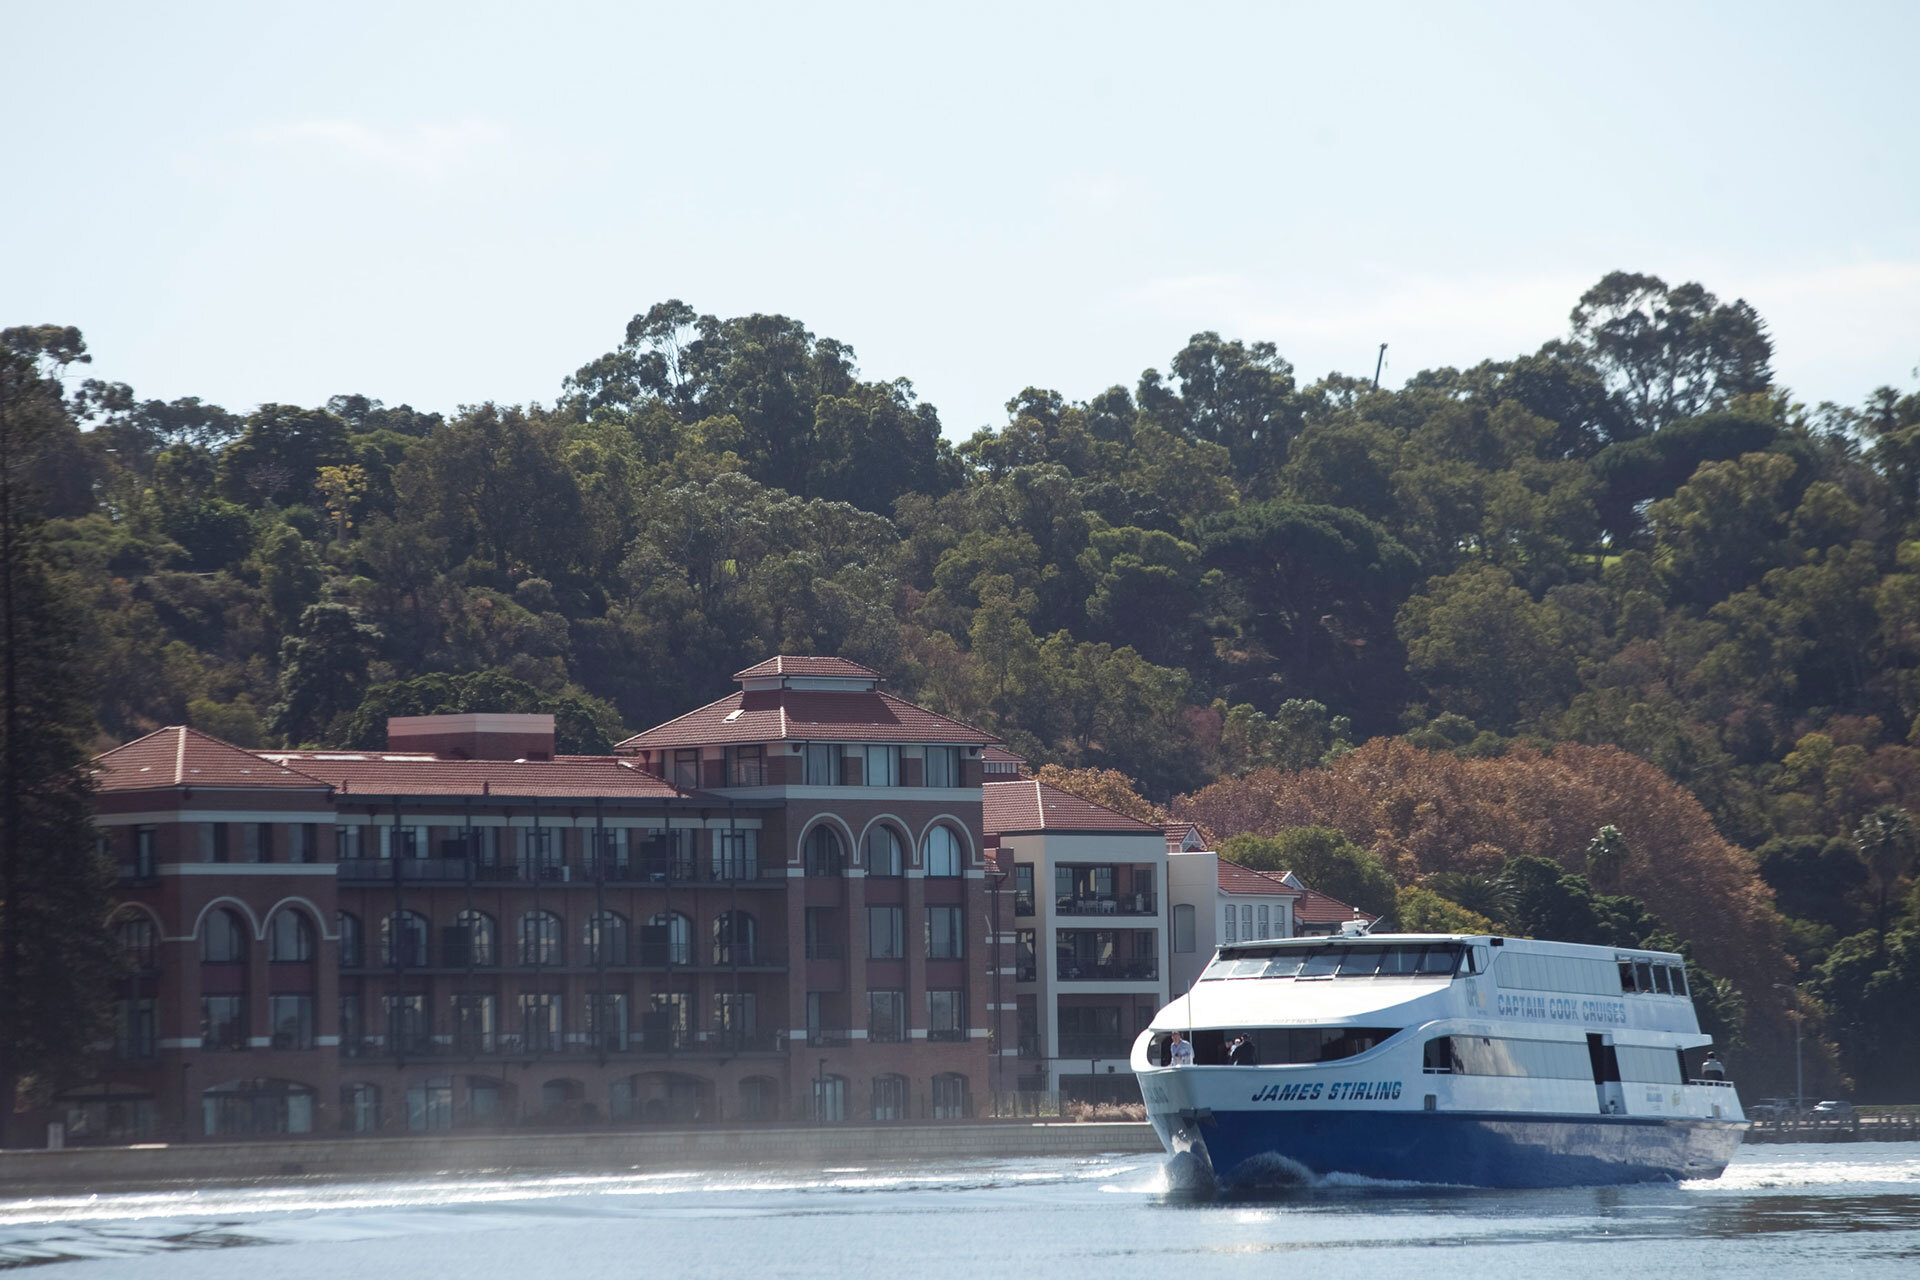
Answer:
7;271;1920;1095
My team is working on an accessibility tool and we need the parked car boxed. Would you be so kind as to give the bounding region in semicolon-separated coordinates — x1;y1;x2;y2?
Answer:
1812;1099;1855;1118
1748;1097;1797;1119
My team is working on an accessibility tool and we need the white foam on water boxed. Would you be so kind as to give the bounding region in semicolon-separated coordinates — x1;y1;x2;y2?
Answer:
1686;1144;1920;1194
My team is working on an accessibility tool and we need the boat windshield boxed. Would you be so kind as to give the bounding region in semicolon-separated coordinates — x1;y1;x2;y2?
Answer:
1201;942;1463;981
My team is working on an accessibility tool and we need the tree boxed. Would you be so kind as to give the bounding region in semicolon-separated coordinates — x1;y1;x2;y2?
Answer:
334;669;624;755
0;335;118;1146
1854;805;1917;939
1570;271;1774;438
1396;564;1578;732
1031;764;1167;824
1585;824;1629;891
268;603;382;745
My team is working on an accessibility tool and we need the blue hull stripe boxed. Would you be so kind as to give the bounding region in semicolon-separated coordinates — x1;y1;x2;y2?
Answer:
1155;1109;1746;1188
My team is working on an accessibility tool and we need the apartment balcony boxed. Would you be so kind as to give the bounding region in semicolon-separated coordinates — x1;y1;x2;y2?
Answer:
337;856;784;888
1055;958;1159;982
1057;1035;1134;1059
340;1029;786;1059
1054;893;1158;917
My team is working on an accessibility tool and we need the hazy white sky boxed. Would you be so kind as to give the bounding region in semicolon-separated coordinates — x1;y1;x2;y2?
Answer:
6;1;1917;437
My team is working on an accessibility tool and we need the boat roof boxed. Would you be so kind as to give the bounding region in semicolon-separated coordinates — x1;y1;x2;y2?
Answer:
1215;933;1686;963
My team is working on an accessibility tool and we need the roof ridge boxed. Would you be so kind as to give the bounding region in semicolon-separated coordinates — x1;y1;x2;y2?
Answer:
613;693;739;748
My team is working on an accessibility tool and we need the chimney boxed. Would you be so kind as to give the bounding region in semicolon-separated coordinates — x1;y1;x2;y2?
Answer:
386;713;556;761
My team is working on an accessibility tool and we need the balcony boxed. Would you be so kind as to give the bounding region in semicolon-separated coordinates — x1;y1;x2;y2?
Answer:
807;1029;852;1048
927;1027;968;1043
337;856;783;887
1054;893;1157;917
1057;1035;1134;1059
1056;958;1159;982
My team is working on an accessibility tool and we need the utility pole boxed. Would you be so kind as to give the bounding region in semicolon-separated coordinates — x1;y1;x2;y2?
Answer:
1372;343;1388;390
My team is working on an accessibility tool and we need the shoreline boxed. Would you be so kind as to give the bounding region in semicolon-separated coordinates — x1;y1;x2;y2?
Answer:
0;1121;1163;1195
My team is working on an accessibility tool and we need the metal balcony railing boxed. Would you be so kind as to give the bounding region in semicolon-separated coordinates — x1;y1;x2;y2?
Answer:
1054;894;1158;917
1055;958;1159;982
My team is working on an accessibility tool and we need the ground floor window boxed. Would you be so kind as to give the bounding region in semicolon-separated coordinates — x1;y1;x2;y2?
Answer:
203;1079;315;1136
407;1077;453;1131
813;1074;846;1123
340;1083;381;1132
470;1077;508;1125
57;1087;154;1144
931;1073;968;1120
871;1074;908;1122
739;1076;777;1122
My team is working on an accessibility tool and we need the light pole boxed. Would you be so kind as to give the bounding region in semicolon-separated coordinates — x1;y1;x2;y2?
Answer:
1773;983;1803;1116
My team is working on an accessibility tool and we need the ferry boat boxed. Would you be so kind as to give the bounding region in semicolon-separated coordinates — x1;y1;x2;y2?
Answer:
1131;928;1747;1188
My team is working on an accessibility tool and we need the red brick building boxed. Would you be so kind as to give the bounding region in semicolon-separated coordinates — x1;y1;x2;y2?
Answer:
71;657;1006;1141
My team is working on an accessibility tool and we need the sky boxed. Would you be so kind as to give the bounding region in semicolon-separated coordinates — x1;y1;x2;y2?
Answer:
5;1;1918;438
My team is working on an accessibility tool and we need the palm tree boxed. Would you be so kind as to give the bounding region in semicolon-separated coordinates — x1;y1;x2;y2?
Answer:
1853;805;1917;942
1585;825;1630;892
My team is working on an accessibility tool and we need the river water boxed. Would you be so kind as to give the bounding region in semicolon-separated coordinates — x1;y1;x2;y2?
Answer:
2;1142;1916;1277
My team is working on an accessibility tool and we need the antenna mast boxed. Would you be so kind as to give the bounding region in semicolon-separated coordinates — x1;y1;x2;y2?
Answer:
1372;343;1388;390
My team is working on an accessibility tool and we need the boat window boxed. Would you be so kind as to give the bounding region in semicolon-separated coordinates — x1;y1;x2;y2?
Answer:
1200;955;1237;981
1444;1035;1590;1080
1666;964;1689;998
1263;952;1306;978
1616;1044;1683;1084
1227;957;1269;978
1652;965;1671;995
1634;960;1654;992
1335;946;1385;977
1297;949;1342;978
1250;1026;1402;1064
1618;960;1637;992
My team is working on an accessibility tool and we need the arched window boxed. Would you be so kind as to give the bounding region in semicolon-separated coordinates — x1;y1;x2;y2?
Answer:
200;908;247;964
453;909;496;968
586;910;630;966
268;909;315;962
338;912;363;969
871;1074;909;1123
519;910;564;967
804;826;845;876
931;1072;969;1119
712;911;757;966
646;912;691;966
380;910;430;969
923;826;963;877
115;915;159;969
864;826;904;877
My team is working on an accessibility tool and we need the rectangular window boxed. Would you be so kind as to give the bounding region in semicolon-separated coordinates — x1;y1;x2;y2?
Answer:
288;823;315;863
672;749;701;790
867;906;904;960
114;998;157;1059
201;823;227;863
384;993;431;1054
1222;905;1237;944
381;825;429;859
806;991;824;1046
586;827;629;879
1256;904;1269;938
587;993;630;1051
201;995;246;1050
336;824;362;860
926;906;965;959
1014;864;1035;916
863;745;900;787
516;993;561;1053
1173;904;1196;953
928;989;965;1041
1015;929;1036;981
727;745;765;787
868;990;905;1043
269;994;315;1049
242;823;266;863
923;746;960;788
713;992;757;1046
805;907;840;960
647;993;690;1050
339;995;363;1055
452;993;496;1054
714;828;758;880
803;744;841;786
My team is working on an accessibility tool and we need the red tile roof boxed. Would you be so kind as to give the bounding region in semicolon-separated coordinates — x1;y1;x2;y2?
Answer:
1291;882;1377;926
1216;859;1301;898
1163;820;1208;852
982;744;1028;774
617;689;996;750
259;751;696;800
93;727;331;792
734;655;879;680
982;778;1163;836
